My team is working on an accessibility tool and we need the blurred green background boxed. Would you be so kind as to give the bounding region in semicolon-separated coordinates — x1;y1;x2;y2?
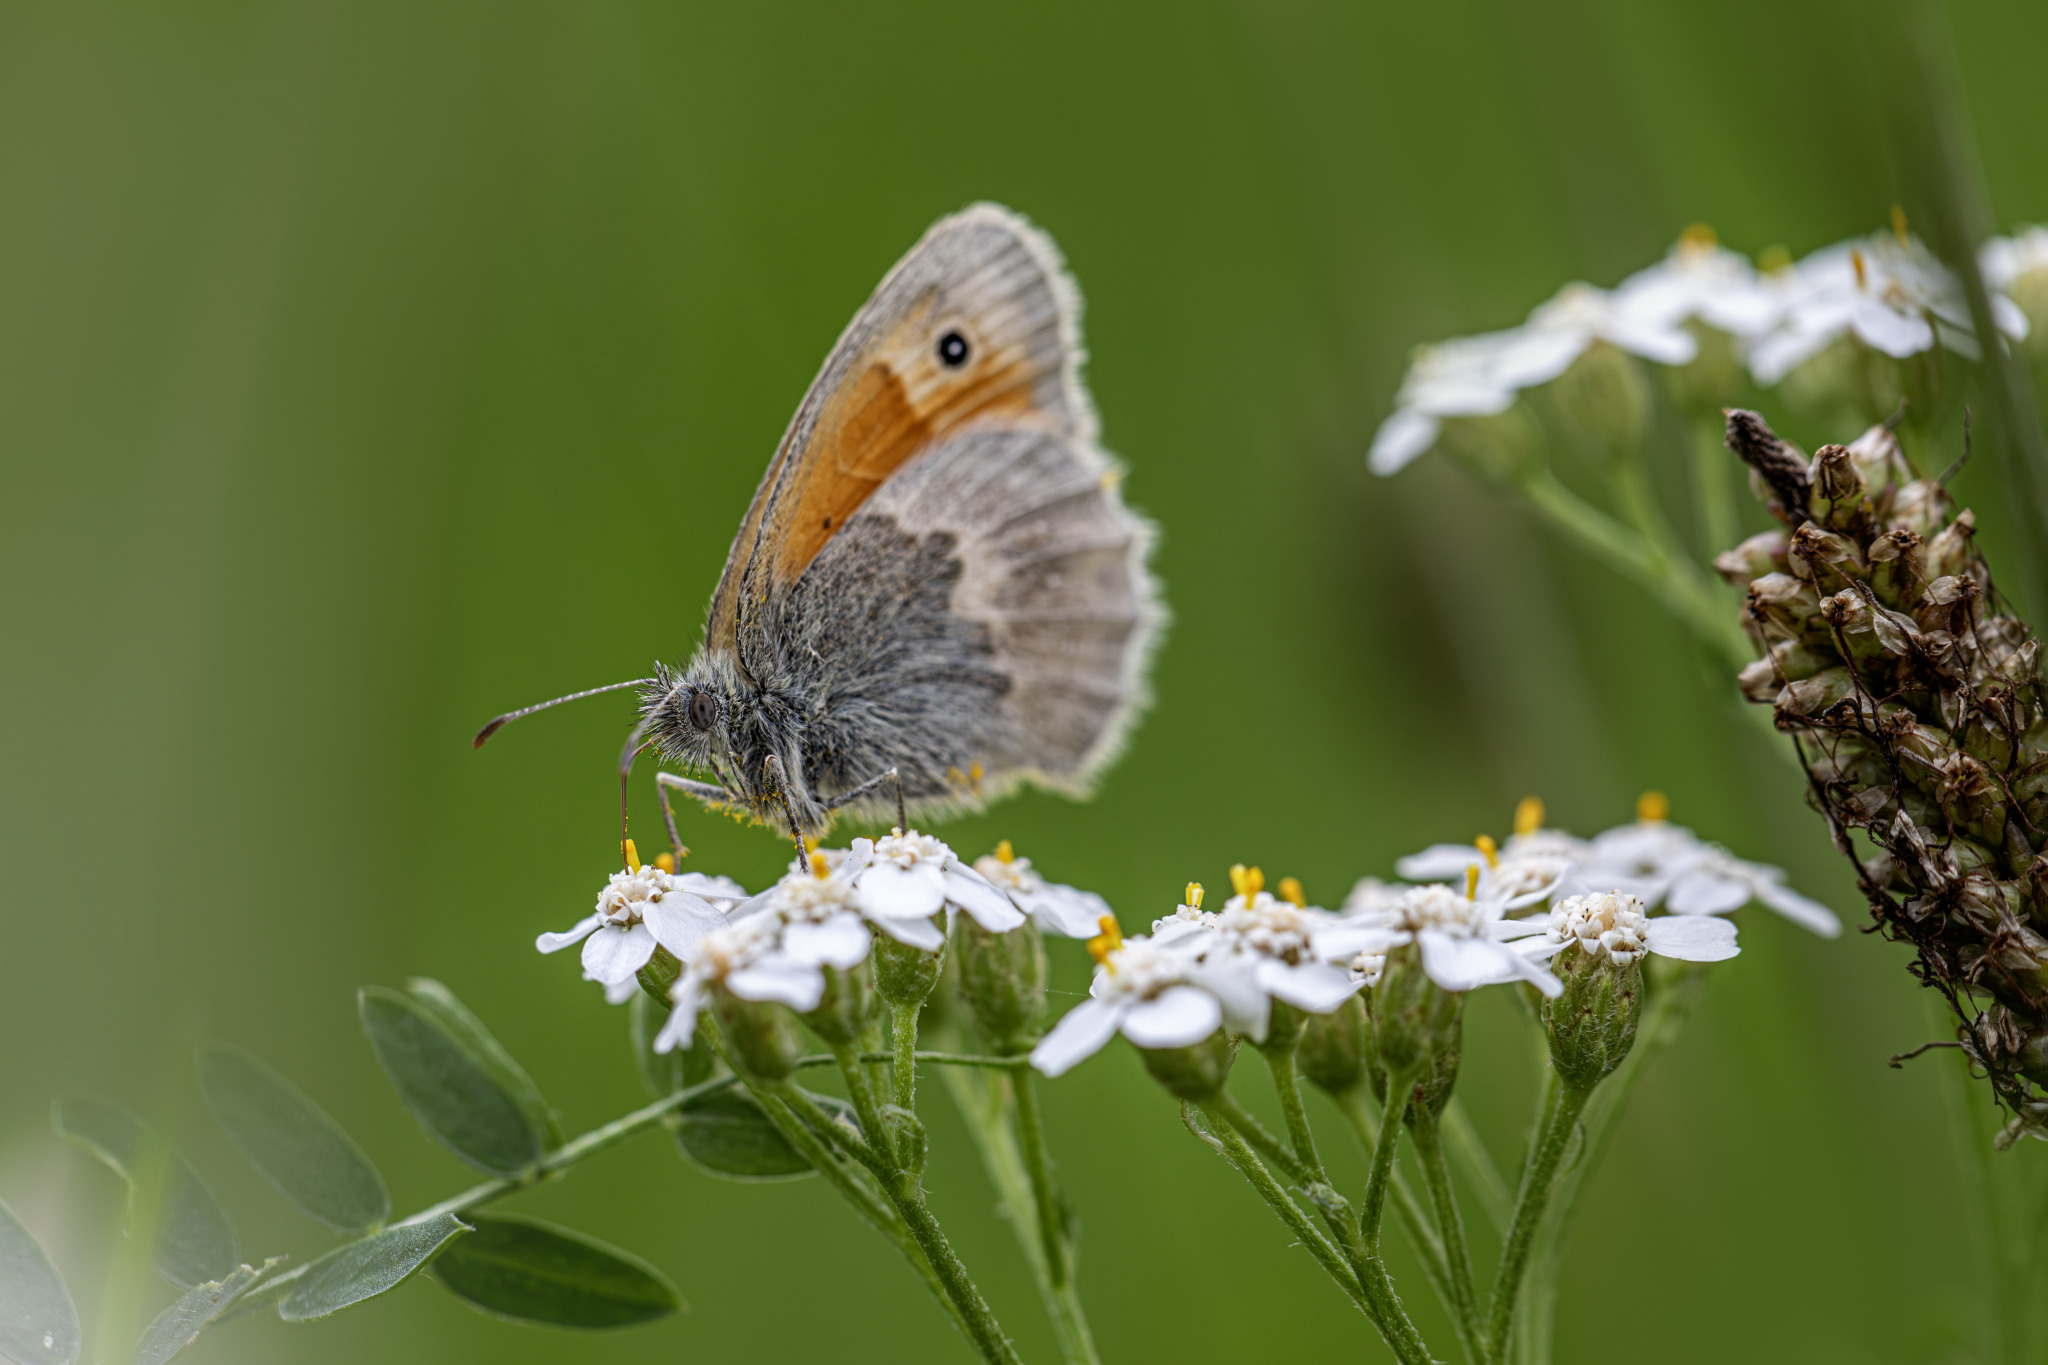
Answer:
5;0;2048;1361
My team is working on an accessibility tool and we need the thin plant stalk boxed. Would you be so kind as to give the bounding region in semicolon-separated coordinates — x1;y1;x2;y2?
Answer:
1486;1072;1592;1362
1332;1086;1456;1310
1409;1104;1483;1363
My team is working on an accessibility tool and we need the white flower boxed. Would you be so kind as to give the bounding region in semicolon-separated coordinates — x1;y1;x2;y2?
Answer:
1575;805;1841;938
1148;872;1363;1040
1394;819;1583;907
1346;952;1386;988
1029;932;1254;1077
843;829;1024;951
1748;230;2029;385
1517;891;1739;968
652;868;873;1054
670;871;749;912
972;842;1111;938
1370;282;1695;475
1981;227;2048;293
538;860;727;989
1315;883;1562;998
1610;227;1784;339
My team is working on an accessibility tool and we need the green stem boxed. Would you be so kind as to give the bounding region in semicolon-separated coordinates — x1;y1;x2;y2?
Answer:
942;1066;1101;1365
1207;1088;1311;1183
891;1003;921;1114
1333;1087;1455;1313
1266;1050;1340;1209
1687;418;1739;562
1487;1077;1592;1361
1441;1097;1511;1237
1362;1066;1418;1254
1411;1105;1483;1365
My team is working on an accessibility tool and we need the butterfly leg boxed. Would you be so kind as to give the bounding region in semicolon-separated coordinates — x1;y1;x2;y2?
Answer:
655;771;734;805
821;768;907;832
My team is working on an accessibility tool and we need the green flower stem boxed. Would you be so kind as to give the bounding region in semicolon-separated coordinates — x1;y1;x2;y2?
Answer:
1441;1097;1511;1237
1486;1074;1592;1362
1362;1066;1420;1255
819;1043;1025;1365
1516;469;1751;671
1206;1088;1311;1183
1409;1104;1483;1364
1687;418;1739;561
1265;1050;1338;1204
890;1003;922;1115
943;1066;1102;1365
1333;1087;1455;1311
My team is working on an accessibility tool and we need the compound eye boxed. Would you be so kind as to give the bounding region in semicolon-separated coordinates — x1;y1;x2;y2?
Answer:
936;330;970;367
687;690;720;731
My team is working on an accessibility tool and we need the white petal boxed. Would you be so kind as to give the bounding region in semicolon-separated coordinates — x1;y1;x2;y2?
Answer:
1197;958;1272;1041
874;912;947;951
784;912;874;968
728;890;779;922
1993;292;2031;340
1030;999;1125;1076
1315;923;1403;960
1025;885;1112;938
1368;409;1442;475
1494;325;1590;389
673;872;748;900
1665;869;1752;917
536;914;603;954
1417;929;1510;991
1121;986;1224;1049
1598;314;1698;365
1643;914;1740;962
1755;879;1843;938
1152;918;1215;948
946;867;1027;932
581;922;658;985
653;982;701;1053
1850;300;1935;358
860;862;947;920
1487;916;1551;941
1257;959;1361;1013
602;977;639;1005
1498;945;1566;998
725;959;826;1012
1516;936;1569;962
1395;844;1485;881
643;893;728;957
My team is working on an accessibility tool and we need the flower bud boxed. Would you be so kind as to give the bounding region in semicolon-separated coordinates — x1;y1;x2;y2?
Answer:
1403;1009;1463;1125
1437;407;1542;485
1552;340;1651;457
711;988;804;1082
872;931;945;1013
801;963;874;1047
637;945;683;1006
1712;530;1788;586
1540;943;1641;1092
1371;943;1461;1081
953;913;1047;1053
1808;443;1868;531
1137;1030;1235;1101
1297;993;1372;1097
1663;321;1744;413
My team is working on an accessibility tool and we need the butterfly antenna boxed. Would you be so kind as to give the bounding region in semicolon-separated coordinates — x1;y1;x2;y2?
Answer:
472;678;653;748
619;719;653;863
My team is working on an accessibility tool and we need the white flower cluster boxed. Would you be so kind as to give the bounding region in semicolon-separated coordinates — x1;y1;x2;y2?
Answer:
1370;222;2038;476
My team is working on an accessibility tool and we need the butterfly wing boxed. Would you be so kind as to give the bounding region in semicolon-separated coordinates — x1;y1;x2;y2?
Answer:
702;204;1160;815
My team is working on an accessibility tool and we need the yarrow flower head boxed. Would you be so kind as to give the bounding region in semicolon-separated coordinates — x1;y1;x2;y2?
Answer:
1607;224;1785;340
1747;224;2029;384
972;840;1110;938
1575;792;1841;937
1315;878;1563;998
1029;915;1261;1077
1518;890;1739;969
1149;868;1362;1037
538;841;728;991
1396;797;1584;905
842;828;1024;951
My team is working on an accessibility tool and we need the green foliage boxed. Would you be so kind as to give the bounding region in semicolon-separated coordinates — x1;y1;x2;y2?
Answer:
0;1197;79;1365
359;983;551;1175
280;1215;469;1322
432;1215;682;1329
131;1260;278;1365
671;1087;852;1181
49;1097;239;1288
195;1043;389;1234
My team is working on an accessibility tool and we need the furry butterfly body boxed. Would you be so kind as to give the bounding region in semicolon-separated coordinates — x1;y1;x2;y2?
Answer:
642;205;1162;835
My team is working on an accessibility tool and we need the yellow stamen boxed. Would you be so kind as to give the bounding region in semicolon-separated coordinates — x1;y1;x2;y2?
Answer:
653;852;676;874
1851;248;1867;291
995;839;1015;863
624;838;642;874
1759;244;1792;274
1637;790;1670;824
1185;882;1204;910
1278;876;1306;908
810;851;830;879
1087;914;1124;968
1514;795;1545;837
1229;863;1265;903
1464;864;1480;900
1679;222;1717;251
803;835;819;854
1891;204;1909;244
1475;834;1499;869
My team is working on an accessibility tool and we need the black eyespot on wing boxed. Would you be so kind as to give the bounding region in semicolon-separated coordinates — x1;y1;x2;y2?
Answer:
937;330;970;367
688;691;720;731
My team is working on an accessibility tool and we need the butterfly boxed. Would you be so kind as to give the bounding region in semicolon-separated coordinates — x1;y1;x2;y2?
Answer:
481;205;1161;841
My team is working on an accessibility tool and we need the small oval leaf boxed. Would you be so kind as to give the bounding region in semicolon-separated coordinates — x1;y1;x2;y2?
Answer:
195;1043;389;1234
0;1197;81;1365
671;1088;853;1181
131;1258;281;1365
280;1215;467;1321
401;979;561;1145
628;994;716;1098
51;1097;239;1288
359;987;544;1176
432;1215;681;1329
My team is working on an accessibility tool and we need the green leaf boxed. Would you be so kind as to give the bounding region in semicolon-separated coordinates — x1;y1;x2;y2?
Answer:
628;992;716;1098
671;1088;854;1181
0;1197;80;1365
195;1043;389;1234
131;1258;281;1365
401;979;561;1145
358;986;546;1175
50;1097;240;1288
432;1215;681;1329
279;1215;468;1321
